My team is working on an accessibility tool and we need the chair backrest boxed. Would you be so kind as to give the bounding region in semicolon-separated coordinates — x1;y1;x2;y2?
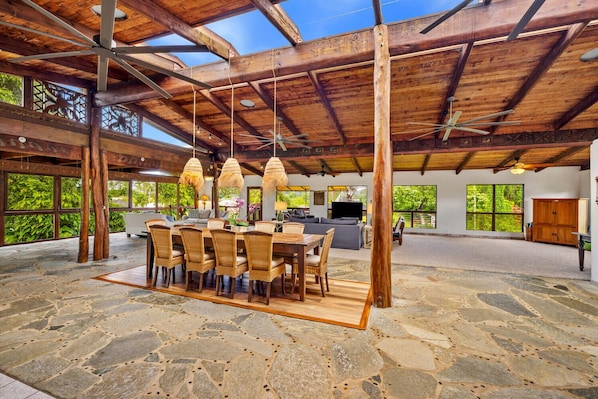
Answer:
210;228;239;267
320;228;335;268
254;221;276;233
282;222;305;234
393;217;405;234
207;218;225;229
145;218;166;231
243;231;274;271
149;224;174;259
179;227;207;263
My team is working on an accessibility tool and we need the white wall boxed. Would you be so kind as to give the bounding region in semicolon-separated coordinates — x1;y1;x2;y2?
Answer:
211;166;587;237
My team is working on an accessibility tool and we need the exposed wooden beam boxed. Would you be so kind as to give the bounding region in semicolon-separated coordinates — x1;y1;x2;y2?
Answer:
554;86;598;130
287;160;310;176
0;60;91;89
493;22;589;130
420;153;431;176
492;149;529;173
94;0;598;106
240;162;263;176
534;146;585;172
250;0;302;45
307;71;348;145
319;159;335;175
439;42;473;124
456;151;475;175
119;0;237;60
351;157;363;176
372;0;383;26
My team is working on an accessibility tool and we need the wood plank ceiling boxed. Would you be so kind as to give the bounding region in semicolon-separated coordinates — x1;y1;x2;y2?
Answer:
0;0;597;177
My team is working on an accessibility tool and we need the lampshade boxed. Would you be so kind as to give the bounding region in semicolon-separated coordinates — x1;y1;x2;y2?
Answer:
179;157;204;191
200;194;210;202
262;156;288;194
218;157;244;190
367;202;372;214
274;201;287;211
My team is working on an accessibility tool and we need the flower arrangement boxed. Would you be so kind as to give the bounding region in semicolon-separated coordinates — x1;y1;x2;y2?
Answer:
248;203;259;214
227;198;249;226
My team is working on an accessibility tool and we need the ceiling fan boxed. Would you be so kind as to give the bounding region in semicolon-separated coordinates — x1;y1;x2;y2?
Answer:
7;0;211;98
420;0;545;41
495;157;557;174
240;118;319;151
406;97;520;141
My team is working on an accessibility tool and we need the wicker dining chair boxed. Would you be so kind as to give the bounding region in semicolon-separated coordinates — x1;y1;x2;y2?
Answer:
281;222;305;234
179;227;216;292
211;229;248;298
254;221;277;233
148;224;185;288
292;228;335;297
207;218;225;229
243;231;286;305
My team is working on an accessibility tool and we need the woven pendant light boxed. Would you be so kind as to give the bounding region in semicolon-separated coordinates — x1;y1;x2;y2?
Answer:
218;60;244;190
262;50;287;194
179;89;204;192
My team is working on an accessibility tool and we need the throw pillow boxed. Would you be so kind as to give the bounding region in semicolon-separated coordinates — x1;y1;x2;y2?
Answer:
187;209;200;219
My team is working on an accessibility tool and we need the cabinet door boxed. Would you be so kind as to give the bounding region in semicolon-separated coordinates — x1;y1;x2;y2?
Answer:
534;200;556;224
556;226;578;246
554;200;578;228
534;225;556;243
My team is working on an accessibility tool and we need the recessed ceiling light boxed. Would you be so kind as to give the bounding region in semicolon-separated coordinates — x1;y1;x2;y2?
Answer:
581;48;598;62
18;136;26;143
91;5;128;21
240;99;255;108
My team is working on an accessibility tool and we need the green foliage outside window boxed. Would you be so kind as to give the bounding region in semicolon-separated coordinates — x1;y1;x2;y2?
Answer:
7;174;53;210
466;184;523;232
61;177;82;209
132;181;156;208
108;180;129;208
5;214;53;244
179;185;195;207
0;73;23;106
276;188;310;209
393;185;437;228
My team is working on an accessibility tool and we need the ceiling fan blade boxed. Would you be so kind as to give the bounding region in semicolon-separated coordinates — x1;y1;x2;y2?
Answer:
256;142;274;150
119;54;211;89
20;0;97;47
114;45;210;54
454;126;490;135
111;57;173;99
420;0;475;34
278;141;287;152
406;122;448;128
0;21;89;47
99;0;117;48
11;50;95;62
238;134;270;141
97;55;109;91
463;121;521;127
506;0;545;42
442;127;454;141
459;110;515;124
407;129;444;141
446;110;462;127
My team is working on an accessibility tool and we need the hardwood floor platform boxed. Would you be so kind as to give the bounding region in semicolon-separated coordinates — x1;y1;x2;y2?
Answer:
94;265;372;329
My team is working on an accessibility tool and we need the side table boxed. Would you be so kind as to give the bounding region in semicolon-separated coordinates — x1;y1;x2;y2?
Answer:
364;225;372;248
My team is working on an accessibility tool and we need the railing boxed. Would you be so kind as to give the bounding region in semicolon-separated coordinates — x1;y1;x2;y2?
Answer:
394;211;437;229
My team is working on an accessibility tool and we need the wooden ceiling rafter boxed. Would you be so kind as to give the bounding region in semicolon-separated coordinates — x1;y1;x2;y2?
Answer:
555;87;598;130
250;0;302;45
0;60;91;90
456;151;476;175
534;146;586;172
319;159;336;176
307;71;348;145
286;160;311;177
420;153;431;176
351;157;364;176
491;22;590;133
492;149;529;173
119;0;237;60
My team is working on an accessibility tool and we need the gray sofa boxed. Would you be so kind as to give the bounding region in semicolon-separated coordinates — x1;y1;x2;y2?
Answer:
289;216;363;250
182;209;229;227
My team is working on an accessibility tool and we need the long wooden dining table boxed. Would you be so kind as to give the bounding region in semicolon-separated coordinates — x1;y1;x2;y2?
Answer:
146;227;324;302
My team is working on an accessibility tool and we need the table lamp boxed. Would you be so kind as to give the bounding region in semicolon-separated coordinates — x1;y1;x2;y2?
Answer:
200;194;210;209
275;201;287;222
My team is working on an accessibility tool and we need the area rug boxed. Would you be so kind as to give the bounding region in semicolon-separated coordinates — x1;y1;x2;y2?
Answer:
94;262;372;329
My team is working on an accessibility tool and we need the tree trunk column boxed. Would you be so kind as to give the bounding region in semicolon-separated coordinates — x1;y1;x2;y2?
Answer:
370;24;393;308
78;147;90;263
90;107;106;260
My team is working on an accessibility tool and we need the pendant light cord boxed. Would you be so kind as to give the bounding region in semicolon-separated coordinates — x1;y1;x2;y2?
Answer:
272;49;277;158
228;59;234;158
192;88;196;158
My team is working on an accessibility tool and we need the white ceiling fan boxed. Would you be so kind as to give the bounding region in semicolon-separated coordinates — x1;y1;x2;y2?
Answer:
406;97;520;141
240;117;318;151
7;0;211;98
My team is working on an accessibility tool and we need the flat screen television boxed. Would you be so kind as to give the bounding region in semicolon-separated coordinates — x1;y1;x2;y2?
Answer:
331;201;363;219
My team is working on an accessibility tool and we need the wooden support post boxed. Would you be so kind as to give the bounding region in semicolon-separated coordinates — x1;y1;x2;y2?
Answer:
78;147;90;263
101;150;109;259
90;107;105;260
370;24;393;308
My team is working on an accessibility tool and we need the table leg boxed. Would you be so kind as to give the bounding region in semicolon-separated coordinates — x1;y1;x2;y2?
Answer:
578;237;585;271
146;233;155;280
298;248;306;302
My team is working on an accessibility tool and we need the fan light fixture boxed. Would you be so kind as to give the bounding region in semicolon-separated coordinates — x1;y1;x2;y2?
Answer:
262;50;288;194
218;60;244;191
179;89;205;192
510;162;526;175
90;4;127;21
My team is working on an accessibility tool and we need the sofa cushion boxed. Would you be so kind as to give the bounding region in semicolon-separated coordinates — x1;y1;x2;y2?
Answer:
321;217;357;225
197;209;211;219
290;216;319;223
187;209;201;218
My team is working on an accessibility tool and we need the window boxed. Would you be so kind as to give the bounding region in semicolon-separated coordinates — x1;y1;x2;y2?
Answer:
393;185;437;228
0;73;23;106
276;186;310;212
466;184;523;232
327;185;367;221
7;173;53;210
132;181;156;208
61;177;82;209
108;180;129;208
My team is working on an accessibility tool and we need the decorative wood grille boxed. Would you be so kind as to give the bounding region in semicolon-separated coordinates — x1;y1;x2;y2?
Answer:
32;80;87;123
101;105;139;136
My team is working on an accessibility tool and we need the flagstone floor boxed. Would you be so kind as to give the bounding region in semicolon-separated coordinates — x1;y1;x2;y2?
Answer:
0;233;597;399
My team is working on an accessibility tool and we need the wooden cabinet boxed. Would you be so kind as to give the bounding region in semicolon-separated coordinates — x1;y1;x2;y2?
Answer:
532;199;587;246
